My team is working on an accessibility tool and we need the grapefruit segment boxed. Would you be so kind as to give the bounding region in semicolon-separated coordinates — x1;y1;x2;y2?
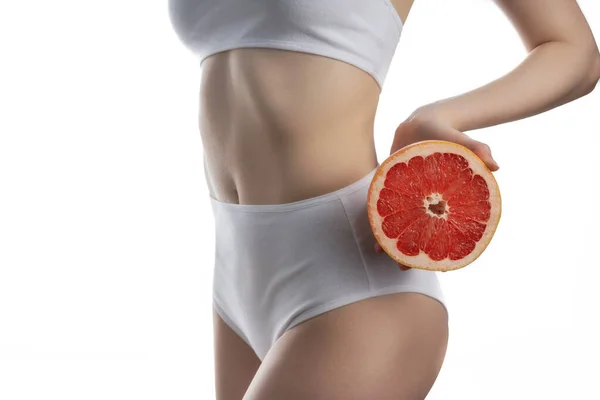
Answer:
446;222;477;261
381;207;424;239
368;140;502;272
449;200;491;222
397;214;430;256
377;187;422;217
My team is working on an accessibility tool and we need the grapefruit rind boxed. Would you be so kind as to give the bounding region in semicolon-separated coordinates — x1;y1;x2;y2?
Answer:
367;140;502;272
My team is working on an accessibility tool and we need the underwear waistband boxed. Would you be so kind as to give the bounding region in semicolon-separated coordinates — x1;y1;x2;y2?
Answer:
209;165;379;213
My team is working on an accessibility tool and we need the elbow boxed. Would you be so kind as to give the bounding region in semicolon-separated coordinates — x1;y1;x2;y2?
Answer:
583;47;600;95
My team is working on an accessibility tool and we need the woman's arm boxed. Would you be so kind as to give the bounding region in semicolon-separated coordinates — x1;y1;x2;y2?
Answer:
411;0;600;132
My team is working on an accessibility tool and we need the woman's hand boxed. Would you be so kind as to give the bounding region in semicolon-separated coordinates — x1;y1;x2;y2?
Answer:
374;107;500;271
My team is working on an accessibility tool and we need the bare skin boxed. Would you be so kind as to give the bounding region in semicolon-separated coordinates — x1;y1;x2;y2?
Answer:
242;292;448;400
201;1;415;207
213;309;261;400
205;0;600;398
210;1;425;397
214;293;448;400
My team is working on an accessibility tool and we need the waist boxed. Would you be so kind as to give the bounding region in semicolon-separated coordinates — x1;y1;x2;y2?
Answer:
199;49;381;206
202;123;379;206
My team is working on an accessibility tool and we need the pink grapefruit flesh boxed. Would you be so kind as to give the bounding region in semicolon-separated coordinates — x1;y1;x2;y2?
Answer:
367;140;502;272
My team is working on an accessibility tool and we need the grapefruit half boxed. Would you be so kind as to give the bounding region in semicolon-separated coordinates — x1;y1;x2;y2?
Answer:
368;140;501;272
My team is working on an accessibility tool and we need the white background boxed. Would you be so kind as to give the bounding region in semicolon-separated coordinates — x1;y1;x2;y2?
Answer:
1;0;598;399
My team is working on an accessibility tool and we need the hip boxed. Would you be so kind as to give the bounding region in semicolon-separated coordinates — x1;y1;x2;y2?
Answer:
209;165;446;351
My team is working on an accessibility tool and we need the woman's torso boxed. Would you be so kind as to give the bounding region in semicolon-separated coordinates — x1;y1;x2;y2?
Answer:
196;0;414;205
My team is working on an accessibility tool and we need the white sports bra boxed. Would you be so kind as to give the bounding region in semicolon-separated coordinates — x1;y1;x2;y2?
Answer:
168;0;403;89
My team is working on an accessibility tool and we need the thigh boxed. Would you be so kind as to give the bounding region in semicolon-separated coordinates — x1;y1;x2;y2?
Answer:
213;308;262;400
242;293;449;400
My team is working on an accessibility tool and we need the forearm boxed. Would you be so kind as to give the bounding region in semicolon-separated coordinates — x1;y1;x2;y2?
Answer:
416;41;600;132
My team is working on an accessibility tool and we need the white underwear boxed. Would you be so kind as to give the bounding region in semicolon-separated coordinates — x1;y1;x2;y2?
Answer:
210;166;447;360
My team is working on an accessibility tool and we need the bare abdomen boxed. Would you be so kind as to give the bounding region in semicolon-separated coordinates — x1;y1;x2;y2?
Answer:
199;48;382;205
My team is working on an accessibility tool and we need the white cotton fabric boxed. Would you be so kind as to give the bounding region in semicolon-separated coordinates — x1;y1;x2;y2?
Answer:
168;0;403;88
209;167;446;360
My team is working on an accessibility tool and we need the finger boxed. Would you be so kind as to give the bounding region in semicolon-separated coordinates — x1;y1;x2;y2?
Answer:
438;128;499;171
399;264;411;271
469;140;500;171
